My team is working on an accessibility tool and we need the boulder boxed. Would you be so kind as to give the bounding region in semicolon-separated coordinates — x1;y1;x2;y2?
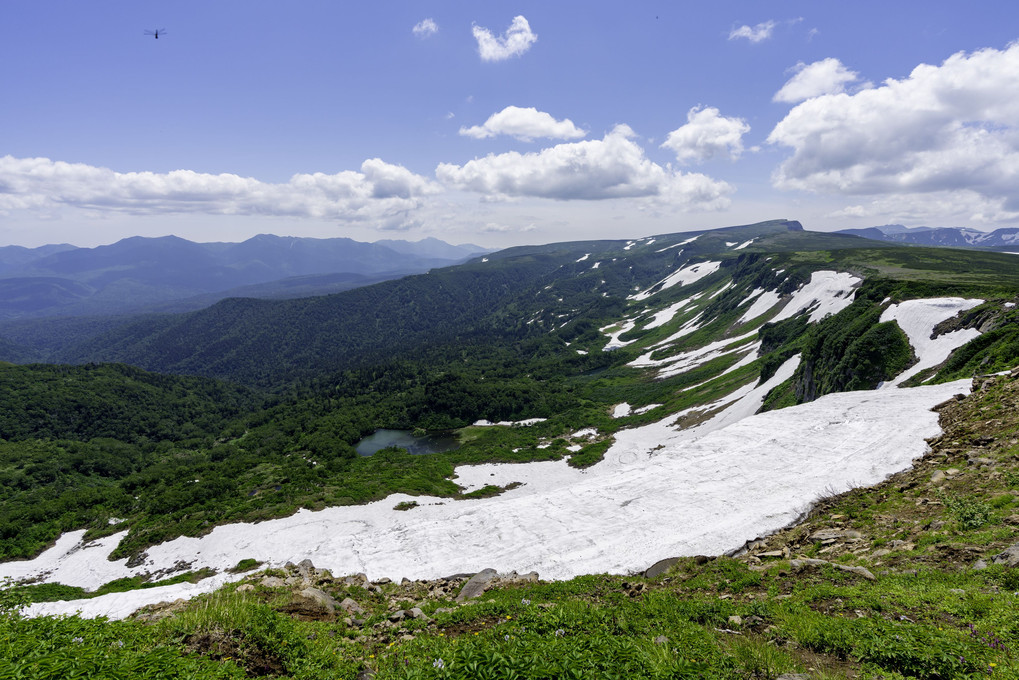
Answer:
298;587;338;615
644;556;682;578
339;597;365;615
456;568;498;602
992;543;1019;567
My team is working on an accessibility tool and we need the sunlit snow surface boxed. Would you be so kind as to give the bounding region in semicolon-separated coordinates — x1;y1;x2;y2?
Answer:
629;261;721;301
880;298;983;387
9;368;969;619
771;271;861;323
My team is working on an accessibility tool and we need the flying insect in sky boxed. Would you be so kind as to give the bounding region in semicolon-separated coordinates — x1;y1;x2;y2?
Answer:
144;28;166;39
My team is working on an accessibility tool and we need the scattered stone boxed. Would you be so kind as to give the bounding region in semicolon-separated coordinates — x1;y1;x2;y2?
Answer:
339;598;364;615
758;550;785;559
236;584;255;593
727;615;743;626
388;610;406;623
790;558;876;581
261;576;286;588
973;559;988;571
809;529;844;543
992;543;1019;567
930;470;947;484
653;635;669;645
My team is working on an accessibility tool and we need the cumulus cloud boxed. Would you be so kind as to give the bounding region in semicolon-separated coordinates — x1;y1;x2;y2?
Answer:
729;21;776;43
459;106;586;142
0;156;440;229
437;125;733;209
767;42;1019;222
473;16;537;61
413;18;438;38
773;58;862;103
661;106;751;163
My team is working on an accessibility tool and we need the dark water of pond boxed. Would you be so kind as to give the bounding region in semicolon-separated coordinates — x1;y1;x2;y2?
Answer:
354;429;460;457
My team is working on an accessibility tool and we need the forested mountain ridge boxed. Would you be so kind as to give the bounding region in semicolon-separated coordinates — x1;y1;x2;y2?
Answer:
44;220;807;388
0;234;486;321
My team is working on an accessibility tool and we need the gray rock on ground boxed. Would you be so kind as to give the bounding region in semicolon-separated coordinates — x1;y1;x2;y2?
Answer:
456;568;498;602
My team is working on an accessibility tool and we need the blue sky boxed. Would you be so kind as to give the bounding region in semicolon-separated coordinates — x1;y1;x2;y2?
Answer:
1;1;1017;248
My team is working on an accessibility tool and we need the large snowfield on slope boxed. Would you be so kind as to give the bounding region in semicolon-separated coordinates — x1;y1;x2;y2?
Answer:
880;298;984;387
9;374;969;620
3;287;986;620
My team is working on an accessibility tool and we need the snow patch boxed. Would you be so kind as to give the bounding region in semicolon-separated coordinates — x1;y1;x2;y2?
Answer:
612;403;632;418
629;261;722;301
601;319;639;351
576;253;590;262
734;239;755;250
737;290;782;324
770;271;862;324
643;299;693;330
879;298;984;387
472;418;548;427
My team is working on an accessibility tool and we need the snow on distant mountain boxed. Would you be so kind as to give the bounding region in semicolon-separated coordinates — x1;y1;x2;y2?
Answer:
837;224;1019;248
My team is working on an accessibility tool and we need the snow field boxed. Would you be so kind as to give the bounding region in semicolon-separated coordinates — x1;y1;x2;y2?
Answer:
770;271;862;323
737;289;782;324
10;372;970;621
880;298;984;387
629;261;721;301
643;299;694;330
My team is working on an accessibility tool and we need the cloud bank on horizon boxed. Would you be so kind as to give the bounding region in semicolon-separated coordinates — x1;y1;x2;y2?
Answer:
0;3;1016;247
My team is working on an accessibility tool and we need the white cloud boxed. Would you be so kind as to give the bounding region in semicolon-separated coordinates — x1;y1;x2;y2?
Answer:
729;21;776;43
473;16;537;61
437;125;733;209
0;156;440;229
767;42;1019;223
412;18;438;38
661;106;750;163
459;106;586;142
774;58;861;103
828;190;1019;225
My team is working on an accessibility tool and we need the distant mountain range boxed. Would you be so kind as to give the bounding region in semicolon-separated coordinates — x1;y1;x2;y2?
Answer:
0;235;488;320
837;224;1019;249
